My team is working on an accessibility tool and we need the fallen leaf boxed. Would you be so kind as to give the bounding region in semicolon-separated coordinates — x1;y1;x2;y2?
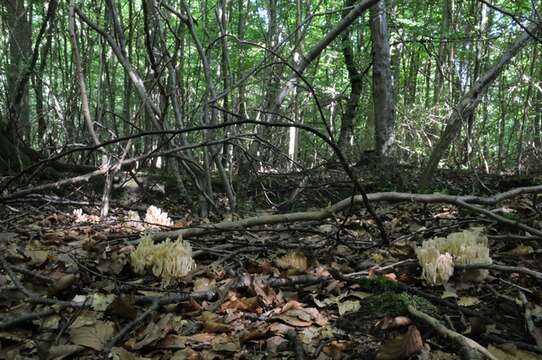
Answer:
266;336;289;354
504;244;534;257
92;293;116;312
48;274;77;297
457;296;480;307
211;334;240;352
277;307;327;327
69;320;115;351
110;347;141;360
46;344;85;360
376;325;423;360
442;283;458;299
133;313;185;350
105;295;138;321
219;295;260;313
239;323;269;343
338;300;360;316
204;320;231;333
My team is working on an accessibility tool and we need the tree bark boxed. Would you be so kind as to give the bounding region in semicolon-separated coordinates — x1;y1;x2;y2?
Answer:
337;0;363;157
370;0;395;157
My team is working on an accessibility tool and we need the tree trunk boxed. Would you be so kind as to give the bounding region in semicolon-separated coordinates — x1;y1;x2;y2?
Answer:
434;0;452;105
370;0;395;158
4;0;32;145
420;22;541;190
337;0;363;158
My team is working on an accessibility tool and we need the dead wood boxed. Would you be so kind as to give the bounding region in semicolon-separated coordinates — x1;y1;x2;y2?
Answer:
147;185;542;242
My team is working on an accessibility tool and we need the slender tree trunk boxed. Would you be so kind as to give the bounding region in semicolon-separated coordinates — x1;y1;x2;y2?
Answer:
420;22;541;189
370;0;395;158
4;0;32;144
535;60;542;151
434;0;452;105
497;76;506;171
337;0;362;158
245;0;380;166
516;44;538;174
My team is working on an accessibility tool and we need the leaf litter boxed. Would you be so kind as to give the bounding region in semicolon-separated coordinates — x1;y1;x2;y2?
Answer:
1;183;542;359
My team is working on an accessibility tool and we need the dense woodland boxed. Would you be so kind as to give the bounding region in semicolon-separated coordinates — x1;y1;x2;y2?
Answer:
1;0;542;359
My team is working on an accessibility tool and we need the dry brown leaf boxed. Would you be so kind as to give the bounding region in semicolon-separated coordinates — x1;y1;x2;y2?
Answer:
376;325;423;360
211;334;240;352
268;322;295;335
132;314;179;350
239;323;269;343
105;295;138;321
110;346;149;360
277;307;328;327
46;344;85;360
279;299;305;313
69;320;115;351
266;335;289;354
219;296;260;313
171;348;200;360
204;320;232;333
253;277;281;307
47;274;77;297
321;340;351;360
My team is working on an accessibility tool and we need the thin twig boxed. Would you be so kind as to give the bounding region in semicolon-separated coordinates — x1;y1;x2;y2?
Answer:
0;309;56;331
103;300;160;353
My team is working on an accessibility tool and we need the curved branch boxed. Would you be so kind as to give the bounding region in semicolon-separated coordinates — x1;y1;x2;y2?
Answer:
146;185;542;242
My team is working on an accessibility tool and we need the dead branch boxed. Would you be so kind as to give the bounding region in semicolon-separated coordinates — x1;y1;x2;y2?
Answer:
456;263;542;281
0;309;56;331
0;254;83;309
148;185;542;242
519;292;542;348
103;300;160;353
407;305;498;360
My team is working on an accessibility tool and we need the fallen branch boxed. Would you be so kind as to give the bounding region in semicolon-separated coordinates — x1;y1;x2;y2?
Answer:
0;309;56;331
407;305;498;360
0;254;83;309
103;300;160;353
456;263;542;281
519;292;542;348
147;185;542;242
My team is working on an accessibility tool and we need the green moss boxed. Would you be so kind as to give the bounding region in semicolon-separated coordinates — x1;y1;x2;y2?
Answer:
352;276;401;292
362;292;437;316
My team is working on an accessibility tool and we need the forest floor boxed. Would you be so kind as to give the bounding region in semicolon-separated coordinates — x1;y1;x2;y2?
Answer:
1;166;542;359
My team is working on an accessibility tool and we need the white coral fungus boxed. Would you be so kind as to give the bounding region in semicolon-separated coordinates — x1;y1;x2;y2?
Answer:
126;210;144;230
144;205;173;229
72;208;99;223
130;235;155;274
130;235;196;286
416;228;491;285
